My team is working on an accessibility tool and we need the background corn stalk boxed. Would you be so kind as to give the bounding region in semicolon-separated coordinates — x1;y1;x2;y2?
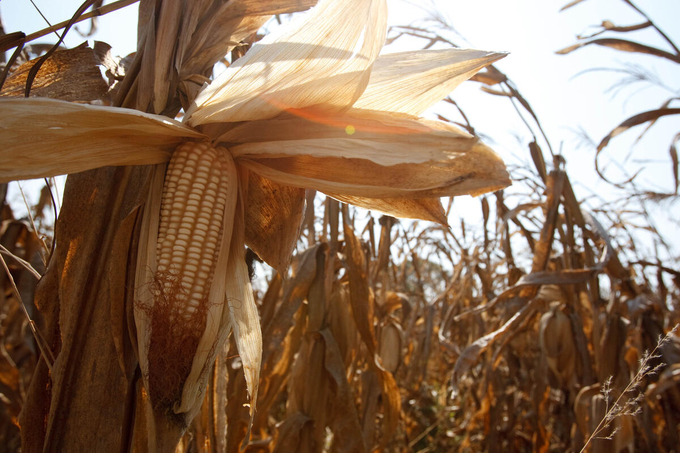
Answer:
1;0;680;452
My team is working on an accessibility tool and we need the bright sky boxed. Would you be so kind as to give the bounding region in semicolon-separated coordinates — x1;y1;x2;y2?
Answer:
1;0;678;261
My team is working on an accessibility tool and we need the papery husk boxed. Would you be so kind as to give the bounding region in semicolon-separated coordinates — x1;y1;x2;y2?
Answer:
223;187;263;444
243;171;306;273
179;0;319;78
226;110;477;165
186;0;388;125
132;147;238;449
379;319;403;374
0;98;202;182
219;109;450;144
539;304;576;389
238;137;510;199
353;49;507;115
176;148;239;415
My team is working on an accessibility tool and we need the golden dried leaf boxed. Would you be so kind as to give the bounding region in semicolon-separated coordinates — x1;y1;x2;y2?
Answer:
181;0;318;79
0;98;202;182
243;171;305;273
342;205;400;447
187;0;388;125
0;43;108;101
239;137;509;199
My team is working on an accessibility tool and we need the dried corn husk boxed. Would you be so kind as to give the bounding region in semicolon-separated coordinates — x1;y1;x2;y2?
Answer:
539;304;576;388
379;319;404;374
0;98;201;182
186;0;388;124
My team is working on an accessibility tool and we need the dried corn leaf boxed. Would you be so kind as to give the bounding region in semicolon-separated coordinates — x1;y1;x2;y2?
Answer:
273;413;313;453
243;171;305;273
287;334;328;452
320;328;367;453
453;298;541;382
239;138;509;199
263;245;325;354
0;43;108;101
560;0;588;11
557;38;680;64
352;49;506;115
671;132;679;192
0;98;202;182
22;166;150;450
230;0;317;16
597;108;680;153
187;0;387;124
327;284;359;367
342;205;400;447
151;0;183;113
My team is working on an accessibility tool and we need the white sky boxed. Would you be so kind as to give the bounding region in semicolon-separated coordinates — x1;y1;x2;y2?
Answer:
1;0;679;261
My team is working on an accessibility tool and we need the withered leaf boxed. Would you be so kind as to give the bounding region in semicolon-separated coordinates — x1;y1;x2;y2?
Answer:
560;0;588;11
597;108;680;153
556;38;680;64
0;43;109;102
243;171;306;274
341;204;400;448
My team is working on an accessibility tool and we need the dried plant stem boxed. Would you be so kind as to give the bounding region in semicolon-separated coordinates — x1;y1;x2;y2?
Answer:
22;0;140;45
0;249;55;371
16;181;49;264
0;244;42;279
580;324;679;452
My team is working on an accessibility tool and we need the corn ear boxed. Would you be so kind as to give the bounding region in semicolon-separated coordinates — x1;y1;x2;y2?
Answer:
133;141;238;449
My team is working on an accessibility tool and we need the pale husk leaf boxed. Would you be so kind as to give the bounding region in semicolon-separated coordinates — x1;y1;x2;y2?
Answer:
237;133;510;199
223;109;474;166
225;193;263;440
0;98;203;182
186;0;388;125
180;0;319;79
353;49;507;115
133;163;167;396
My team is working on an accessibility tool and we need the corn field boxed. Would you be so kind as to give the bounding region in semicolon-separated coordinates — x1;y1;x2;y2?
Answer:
0;0;679;452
